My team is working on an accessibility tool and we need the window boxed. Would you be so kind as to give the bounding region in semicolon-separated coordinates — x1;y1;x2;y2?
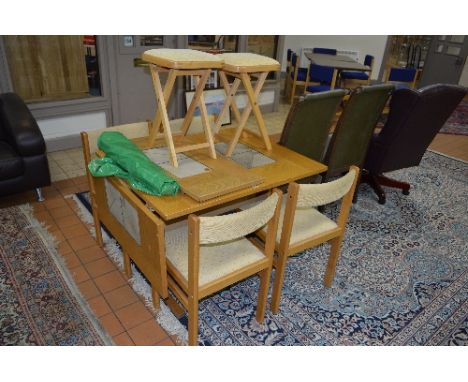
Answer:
4;35;102;103
247;35;279;79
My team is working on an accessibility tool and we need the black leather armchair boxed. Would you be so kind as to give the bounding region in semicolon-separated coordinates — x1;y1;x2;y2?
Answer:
362;84;466;204
0;93;51;200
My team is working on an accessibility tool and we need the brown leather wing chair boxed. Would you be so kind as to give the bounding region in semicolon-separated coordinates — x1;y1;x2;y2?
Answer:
0;93;51;201
362;83;466;204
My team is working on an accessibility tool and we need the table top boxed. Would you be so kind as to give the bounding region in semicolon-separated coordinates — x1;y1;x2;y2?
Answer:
116;128;327;222
305;52;371;72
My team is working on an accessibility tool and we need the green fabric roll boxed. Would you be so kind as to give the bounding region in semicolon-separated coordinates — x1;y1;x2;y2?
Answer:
88;131;180;196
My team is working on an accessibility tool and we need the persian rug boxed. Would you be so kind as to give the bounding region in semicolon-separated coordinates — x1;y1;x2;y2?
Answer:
75;151;468;345
0;205;113;345
377;99;468;136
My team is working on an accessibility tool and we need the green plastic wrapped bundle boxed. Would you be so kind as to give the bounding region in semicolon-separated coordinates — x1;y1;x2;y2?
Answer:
88;131;180;196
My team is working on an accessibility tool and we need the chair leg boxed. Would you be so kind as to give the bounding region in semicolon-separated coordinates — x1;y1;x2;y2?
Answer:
35;187;45;202
271;251;289;314
123;251;132;278
376;174;411;195
188;296;199;346
90;198;104;247
290;82;296;104
324;236;344;288
256;266;272;323
361;172;386;205
151;287;160;310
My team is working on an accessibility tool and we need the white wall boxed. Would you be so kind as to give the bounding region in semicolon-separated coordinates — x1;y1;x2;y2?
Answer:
282;35;389;80
37;111;107;140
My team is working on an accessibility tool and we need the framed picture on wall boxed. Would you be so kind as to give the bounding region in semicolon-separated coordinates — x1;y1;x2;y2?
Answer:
185;88;231;126
185;71;219;91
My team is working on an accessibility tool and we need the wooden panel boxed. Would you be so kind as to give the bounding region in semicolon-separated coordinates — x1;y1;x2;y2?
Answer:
4;36;43;100
4;36;89;102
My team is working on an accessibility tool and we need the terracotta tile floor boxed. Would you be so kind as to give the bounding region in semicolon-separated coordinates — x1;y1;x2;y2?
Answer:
0;177;176;346
2;99;466;346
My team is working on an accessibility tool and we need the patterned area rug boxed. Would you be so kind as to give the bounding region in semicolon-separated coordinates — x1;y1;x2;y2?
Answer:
75;151;468;345
0;205;112;345
377;99;468;136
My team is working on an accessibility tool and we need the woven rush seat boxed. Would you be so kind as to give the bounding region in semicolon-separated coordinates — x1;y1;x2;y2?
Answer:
142;48;223;69
242;195;338;245
218;53;280;73
165;226;265;287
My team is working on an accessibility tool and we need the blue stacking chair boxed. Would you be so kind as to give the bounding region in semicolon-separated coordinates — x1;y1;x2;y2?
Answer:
313;48;337;55
289;52;309;103
305;64;338;93
340;54;374;85
284;49;293;93
385;67;418;90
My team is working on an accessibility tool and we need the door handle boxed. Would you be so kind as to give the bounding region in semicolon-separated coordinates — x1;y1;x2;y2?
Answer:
134;58;149;68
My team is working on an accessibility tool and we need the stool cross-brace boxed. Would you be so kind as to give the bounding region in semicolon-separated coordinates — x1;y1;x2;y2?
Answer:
142;49;223;167
214;53;281;157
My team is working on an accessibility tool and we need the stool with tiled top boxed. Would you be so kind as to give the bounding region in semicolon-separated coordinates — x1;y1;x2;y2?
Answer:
213;53;281;157
142;49;223;167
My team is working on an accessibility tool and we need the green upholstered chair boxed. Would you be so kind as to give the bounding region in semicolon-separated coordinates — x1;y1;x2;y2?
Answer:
322;84;394;183
279;89;346;162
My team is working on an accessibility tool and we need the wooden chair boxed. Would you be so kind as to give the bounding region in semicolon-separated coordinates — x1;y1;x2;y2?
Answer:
271;167;359;312
340;54;374;87
321;84;394;182
289;52;309;103
165;189;282;345
305;64;339;94
246;167;359;313
284;48;293;93
279;89;346;162
384;67;419;90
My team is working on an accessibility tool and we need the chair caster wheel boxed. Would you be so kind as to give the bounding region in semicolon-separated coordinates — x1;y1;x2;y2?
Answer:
402;189;410;195
378;197;386;205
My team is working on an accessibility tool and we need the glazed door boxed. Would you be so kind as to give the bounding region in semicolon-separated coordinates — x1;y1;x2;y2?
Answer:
419;35;468;87
109;35;181;125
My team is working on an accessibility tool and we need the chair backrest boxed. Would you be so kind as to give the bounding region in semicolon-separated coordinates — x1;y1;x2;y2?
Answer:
364;84;467;174
197;191;280;245
291;52;299;68
84;122;150;157
309;64;335;84
279;89;346;161
296;167;358;208
323;84;394;177
387;67;417;83
313;48;337;55
364;54;374;67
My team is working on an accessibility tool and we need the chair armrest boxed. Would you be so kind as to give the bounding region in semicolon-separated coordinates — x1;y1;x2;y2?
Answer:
0;93;46;156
